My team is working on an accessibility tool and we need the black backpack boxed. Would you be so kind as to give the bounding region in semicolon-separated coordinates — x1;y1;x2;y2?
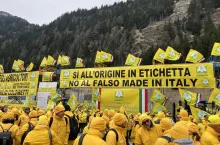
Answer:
65;114;79;140
78;134;87;145
0;124;13;145
21;122;34;144
103;128;119;142
161;136;172;143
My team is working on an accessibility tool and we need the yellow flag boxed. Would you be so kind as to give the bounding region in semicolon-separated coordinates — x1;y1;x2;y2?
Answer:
75;57;85;68
101;51;114;63
46;100;56;111
47;55;56;66
0;65;4;73
67;94;79;111
92;88;100;101
211;42;220;56
179;89;201;107
42;72;54;82
12;60;18;71
57;55;62;65
50;93;61;103
17;59;25;71
151;103;167;114
40;57;47;67
164;46;181;60
26;62;34;72
125;54;142;66
190;106;210;121
186;49;205;63
61;55;70;66
153;48;165;63
151;89;167;105
95;51;102;63
208;88;220;106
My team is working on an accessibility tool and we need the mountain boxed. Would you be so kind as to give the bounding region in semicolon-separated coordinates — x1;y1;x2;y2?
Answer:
0;0;220;72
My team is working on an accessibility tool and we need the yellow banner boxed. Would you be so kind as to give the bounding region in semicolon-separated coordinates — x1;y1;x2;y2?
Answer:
0;71;39;96
60;63;215;88
100;88;140;114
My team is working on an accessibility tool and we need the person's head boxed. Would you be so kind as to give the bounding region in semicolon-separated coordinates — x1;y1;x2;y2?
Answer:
37;109;46;117
38;115;49;126
55;104;65;118
11;108;19;120
171;124;189;140
24;107;30;114
208;115;220;133
89;117;106;137
157;111;165;120
179;110;189;121
113;113;128;128
139;114;153;129
108;109;115;119
2;112;14;124
160;118;172;132
29;110;38;119
176;114;181;122
102;115;110;128
134;115;140;125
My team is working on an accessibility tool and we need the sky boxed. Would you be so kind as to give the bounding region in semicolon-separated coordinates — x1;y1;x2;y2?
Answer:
0;0;126;25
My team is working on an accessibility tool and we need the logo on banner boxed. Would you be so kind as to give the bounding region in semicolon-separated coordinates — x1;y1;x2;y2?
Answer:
156;93;162;100
64;71;70;77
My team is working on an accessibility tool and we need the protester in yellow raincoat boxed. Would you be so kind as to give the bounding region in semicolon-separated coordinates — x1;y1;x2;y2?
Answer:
102;115;110;131
23;115;62;145
175;110;190;127
106;113;128;145
108;109;115;128
170;124;194;145
18;107;30;129
46;108;53;118
135;113;162;145
20;110;38;144
0;112;20;145
50;104;70;145
130;115;140;144
200;115;220;145
74;117;107;145
187;122;200;145
155;118;172;145
83;116;94;134
11;108;20;125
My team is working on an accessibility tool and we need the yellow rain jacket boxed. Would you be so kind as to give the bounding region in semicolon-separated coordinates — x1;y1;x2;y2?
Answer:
50;115;70;145
0;123;20;145
20;118;38;139
23;125;62;145
106;125;126;145
46;110;53;118
197;123;206;136
74;128;107;145
135;114;162;145
155;130;171;145
18;113;30;128
200;126;220;145
130;124;140;143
